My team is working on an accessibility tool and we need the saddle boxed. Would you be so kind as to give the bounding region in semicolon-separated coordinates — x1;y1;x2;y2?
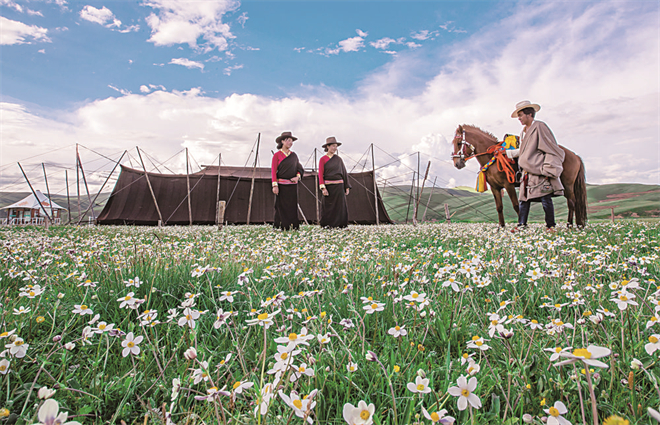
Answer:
503;134;522;187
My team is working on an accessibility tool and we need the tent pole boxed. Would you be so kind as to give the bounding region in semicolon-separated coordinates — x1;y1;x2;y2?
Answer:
65;170;72;225
76;144;81;223
137;147;165;226
186;148;192;226
414;160;430;225
77;150;96;223
247;133;260;225
422;176;437;222
405;171;415;223
215;153;221;225
17;162;52;223
372;144;379;225
77;151;126;225
314;148;320;224
42;163;54;223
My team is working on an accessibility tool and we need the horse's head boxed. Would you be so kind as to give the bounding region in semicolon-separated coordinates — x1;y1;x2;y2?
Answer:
451;125;475;170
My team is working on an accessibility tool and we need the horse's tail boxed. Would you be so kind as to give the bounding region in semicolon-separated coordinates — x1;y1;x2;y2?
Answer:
574;157;587;227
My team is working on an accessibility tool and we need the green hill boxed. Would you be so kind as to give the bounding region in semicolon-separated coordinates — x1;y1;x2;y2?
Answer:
381;183;660;224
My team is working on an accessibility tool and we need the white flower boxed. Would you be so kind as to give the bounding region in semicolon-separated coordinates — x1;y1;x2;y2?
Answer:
38;386;56;399
121;332;143;357
387;325;407;338
245;309;280;329
343;400;375;425
274;328;314;349
280;390;317;424
347;362;358;373
543;400;571;425
406;375;432;394
646;335;660;355
554;345;611;368
289;362;315;382
466;336;490;351
171;378;181;401
447;375;481;411
544;346;573;361
31;398;82;425
6;337;29;358
611;291;638;310
421;406;455;424
363;302;385;314
117;292;137;309
0;358;10;375
14;306;31;315
178;308;200;329
124;276;142;288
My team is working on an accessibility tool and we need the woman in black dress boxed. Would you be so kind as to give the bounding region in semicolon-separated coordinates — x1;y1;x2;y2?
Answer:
318;136;351;228
271;131;305;230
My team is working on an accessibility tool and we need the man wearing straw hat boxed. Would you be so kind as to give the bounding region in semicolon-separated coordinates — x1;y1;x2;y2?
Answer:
507;101;565;232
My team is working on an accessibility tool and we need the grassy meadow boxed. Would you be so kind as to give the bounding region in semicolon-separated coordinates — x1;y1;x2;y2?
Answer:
0;221;659;425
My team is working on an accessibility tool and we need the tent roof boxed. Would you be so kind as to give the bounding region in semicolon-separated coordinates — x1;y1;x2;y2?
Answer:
194;165;315;179
1;190;65;211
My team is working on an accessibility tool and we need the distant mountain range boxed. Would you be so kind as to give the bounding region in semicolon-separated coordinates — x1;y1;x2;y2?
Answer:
0;183;657;225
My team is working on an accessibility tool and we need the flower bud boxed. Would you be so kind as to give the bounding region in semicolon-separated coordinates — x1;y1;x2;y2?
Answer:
37;386;56;400
366;351;377;362
631;358;643;370
184;347;197;361
523;414;533;423
416;369;426;378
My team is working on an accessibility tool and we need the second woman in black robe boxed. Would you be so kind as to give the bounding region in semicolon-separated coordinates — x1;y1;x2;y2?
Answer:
318;137;351;228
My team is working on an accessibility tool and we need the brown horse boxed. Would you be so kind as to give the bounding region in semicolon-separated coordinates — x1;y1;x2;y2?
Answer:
451;125;587;228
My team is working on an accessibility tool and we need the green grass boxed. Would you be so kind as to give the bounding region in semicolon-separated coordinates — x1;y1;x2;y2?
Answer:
0;221;658;424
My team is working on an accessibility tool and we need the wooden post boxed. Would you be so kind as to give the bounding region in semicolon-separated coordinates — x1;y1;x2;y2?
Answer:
76;144;81;222
217;200;226;229
65;170;71;225
42;163;54;224
611;207;615;223
422;176;437;222
444;203;451;223
77;151;96;222
215;154;222;225
414;160;430;224
315;148;320;224
17;162;52;223
371;144;379;225
186;148;193;225
298;204;309;225
405;171;415;223
77;151;126;225
247;134;260;225
136;147;164;225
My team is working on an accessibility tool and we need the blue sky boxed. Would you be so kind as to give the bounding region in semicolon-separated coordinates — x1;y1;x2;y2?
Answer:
1;0;658;196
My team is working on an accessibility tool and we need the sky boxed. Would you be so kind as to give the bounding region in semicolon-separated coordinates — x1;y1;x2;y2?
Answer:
1;0;658;200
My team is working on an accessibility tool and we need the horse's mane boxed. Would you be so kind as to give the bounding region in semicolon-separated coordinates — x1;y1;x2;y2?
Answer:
458;124;497;140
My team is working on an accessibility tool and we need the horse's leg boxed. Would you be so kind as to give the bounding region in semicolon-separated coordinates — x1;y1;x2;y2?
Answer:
564;187;576;227
504;183;520;217
491;186;505;228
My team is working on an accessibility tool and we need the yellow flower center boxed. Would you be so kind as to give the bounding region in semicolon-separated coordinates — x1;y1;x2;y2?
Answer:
298;366;305;372
430;412;440;422
289;333;298;340
549;407;560;417
186;315;192;320
29;291;35;296
293;399;303;409
360;410;371;420
573;348;592;359
15;340;24;346
461;389;470;397
395;326;400;331
475;341;483;346
412;293;419;299
257;313;268;320
555;347;562;353
280;352;288;360
462;353;469;359
125;296;131;300
127;342;134;348
81;305;88;310
417;384;425;391
650;336;659;344
491;320;498;325
371;303;378;309
233;381;241;390
472;335;480;341
99;324;106;330
620;295;628;301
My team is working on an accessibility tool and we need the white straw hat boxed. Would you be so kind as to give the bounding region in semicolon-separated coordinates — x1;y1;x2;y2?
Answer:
511;100;541;118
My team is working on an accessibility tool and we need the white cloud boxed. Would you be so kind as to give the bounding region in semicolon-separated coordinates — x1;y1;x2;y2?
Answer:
356;29;368;38
140;85;151;93
143;0;239;52
370;37;396;50
27;9;43;17
1;2;657;194
0;16;50;45
107;85;131;95
410;30;437;41
79;5;116;25
223;64;243;76
169;58;204;70
1;0;22;12
338;36;364;52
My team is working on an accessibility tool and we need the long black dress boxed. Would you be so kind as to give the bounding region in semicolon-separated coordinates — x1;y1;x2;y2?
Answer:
272;151;305;230
319;154;351;228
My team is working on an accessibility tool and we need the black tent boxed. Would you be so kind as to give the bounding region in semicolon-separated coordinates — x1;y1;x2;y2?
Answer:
97;165;392;225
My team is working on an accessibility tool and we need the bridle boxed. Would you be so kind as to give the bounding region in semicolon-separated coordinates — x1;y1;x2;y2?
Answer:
451;130;475;160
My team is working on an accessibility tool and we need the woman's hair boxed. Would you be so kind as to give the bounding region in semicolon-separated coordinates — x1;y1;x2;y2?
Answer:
276;140;283;149
323;146;328;152
521;107;536;118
